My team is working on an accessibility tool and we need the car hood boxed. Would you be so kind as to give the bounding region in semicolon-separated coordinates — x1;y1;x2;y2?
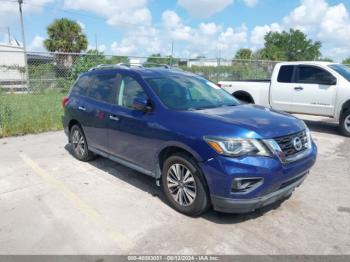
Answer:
187;104;305;139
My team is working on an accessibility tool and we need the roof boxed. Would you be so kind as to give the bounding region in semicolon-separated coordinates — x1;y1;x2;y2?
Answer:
84;65;197;78
278;61;338;66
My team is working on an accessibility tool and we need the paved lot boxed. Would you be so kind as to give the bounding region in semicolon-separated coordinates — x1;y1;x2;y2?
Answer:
0;115;349;255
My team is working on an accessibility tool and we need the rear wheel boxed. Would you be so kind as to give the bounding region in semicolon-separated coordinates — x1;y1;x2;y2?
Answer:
69;125;95;161
340;110;350;137
161;153;210;216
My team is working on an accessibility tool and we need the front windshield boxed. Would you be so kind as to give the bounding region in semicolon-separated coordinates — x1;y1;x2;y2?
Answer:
145;75;240;110
329;64;350;82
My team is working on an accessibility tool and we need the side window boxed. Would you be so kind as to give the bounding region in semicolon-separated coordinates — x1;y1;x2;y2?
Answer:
297;66;335;85
87;73;118;104
71;75;92;96
117;75;147;108
277;65;294;83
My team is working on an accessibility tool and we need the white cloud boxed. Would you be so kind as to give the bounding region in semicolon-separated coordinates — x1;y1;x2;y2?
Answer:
28;35;45;51
281;0;350;60
250;23;282;47
0;0;53;26
244;0;259;8
199;23;221;35
283;0;328;32
63;0;151;28
177;0;233;18
77;21;85;30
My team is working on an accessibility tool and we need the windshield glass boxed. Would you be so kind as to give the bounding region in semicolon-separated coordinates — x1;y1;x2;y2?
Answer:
329;64;350;82
145;75;240;110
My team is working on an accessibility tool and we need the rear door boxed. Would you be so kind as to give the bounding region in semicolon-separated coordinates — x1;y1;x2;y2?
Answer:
79;72;119;152
270;65;296;112
290;65;337;116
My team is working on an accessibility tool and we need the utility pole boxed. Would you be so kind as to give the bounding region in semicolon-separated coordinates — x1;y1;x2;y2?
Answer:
18;0;30;91
7;27;11;44
170;40;174;66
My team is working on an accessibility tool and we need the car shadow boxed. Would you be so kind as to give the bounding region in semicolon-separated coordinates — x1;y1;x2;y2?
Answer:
299;118;341;136
64;144;292;224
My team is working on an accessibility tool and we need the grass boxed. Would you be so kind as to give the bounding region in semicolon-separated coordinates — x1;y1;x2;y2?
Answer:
0;90;65;138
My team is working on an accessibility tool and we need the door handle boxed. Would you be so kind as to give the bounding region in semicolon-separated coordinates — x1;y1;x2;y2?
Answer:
78;106;86;111
294;86;304;91
109;115;119;121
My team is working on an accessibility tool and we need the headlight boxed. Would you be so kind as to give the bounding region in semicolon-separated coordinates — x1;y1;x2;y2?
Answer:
204;136;271;157
305;128;312;149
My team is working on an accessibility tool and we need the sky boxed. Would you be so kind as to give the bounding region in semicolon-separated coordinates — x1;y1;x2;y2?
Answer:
0;0;350;61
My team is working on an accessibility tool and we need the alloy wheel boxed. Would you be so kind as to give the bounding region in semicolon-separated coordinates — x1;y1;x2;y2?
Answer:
72;129;86;157
166;163;197;206
345;115;350;133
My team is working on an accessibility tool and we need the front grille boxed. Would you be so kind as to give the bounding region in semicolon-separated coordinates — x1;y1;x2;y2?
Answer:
274;130;308;157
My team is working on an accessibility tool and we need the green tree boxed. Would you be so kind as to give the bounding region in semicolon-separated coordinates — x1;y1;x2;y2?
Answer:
146;54;178;65
106;56;129;64
342;58;350;65
44;18;88;69
234;48;253;60
260;29;321;61
318;57;334;62
71;50;107;79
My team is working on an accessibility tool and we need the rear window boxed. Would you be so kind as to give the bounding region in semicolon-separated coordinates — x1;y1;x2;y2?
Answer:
277;65;294;83
88;73;118;104
71;75;93;96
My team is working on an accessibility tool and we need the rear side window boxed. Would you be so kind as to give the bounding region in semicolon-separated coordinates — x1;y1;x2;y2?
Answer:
117;75;147;108
277;65;294;83
71;75;92;96
88;73;118;104
297;66;335;85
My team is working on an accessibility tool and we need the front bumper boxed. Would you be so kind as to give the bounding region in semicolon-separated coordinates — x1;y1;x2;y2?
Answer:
200;142;317;213
211;172;306;213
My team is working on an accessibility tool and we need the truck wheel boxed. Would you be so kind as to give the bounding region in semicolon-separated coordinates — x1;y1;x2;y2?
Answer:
161;153;210;216
340;110;350;137
69;125;96;161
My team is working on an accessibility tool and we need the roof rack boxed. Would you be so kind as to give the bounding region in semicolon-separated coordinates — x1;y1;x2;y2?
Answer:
89;63;180;71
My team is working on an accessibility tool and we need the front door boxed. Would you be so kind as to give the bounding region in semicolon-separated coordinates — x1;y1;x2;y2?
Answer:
289;65;337;116
107;73;157;172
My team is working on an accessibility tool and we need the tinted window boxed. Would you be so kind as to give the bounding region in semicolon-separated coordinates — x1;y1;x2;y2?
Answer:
146;76;239;111
297;66;335;85
71;75;92;96
277;65;294;83
88;73;118;103
329;64;350;82
117;75;147;108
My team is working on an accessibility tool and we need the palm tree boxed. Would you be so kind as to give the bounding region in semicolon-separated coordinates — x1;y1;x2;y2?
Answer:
44;18;88;69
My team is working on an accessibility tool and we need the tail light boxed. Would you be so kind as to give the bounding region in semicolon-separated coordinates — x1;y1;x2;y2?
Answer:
217;83;222;88
62;96;69;107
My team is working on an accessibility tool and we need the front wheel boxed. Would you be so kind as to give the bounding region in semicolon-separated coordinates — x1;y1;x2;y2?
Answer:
340;110;350;137
161;154;210;216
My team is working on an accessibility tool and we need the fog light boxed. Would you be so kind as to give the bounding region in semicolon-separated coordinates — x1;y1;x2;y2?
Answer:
232;178;263;192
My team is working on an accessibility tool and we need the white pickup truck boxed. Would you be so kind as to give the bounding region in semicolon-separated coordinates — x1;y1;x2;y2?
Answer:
218;61;350;136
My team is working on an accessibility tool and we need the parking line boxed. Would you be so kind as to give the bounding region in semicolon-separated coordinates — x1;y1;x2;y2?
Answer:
19;153;133;251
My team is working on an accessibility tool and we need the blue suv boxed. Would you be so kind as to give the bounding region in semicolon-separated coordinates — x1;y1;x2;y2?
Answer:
62;64;317;216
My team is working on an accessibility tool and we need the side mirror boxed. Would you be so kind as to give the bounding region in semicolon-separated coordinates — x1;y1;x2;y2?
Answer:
133;97;151;112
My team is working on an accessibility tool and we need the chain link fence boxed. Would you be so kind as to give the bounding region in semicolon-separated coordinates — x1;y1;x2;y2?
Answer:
0;50;280;93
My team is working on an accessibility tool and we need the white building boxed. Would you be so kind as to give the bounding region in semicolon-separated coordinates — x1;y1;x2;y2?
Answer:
0;44;26;91
187;59;232;68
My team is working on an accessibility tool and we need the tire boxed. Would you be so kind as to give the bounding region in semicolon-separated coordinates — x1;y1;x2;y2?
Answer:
340;109;350;137
69;124;95;161
161;153;210;216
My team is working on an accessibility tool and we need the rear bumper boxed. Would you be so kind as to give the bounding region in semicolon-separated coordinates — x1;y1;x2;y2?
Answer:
211;172;306;213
